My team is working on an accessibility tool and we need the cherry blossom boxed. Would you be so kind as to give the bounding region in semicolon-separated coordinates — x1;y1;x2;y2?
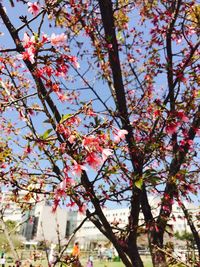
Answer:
114;129;128;143
21;47;35;63
71;161;87;177
165;122;180;135
22;32;35;48
1;1;200;266
85;152;102;169
102;148;113;162
27;2;40;16
50;33;67;47
177;110;189;123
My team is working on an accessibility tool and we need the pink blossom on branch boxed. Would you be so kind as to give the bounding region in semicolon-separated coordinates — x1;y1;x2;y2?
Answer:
114;129;128;143
72;161;88;177
22;32;35;48
176;110;189;123
27;2;40;16
165;122;180;135
50;33;67;47
102;148;113;162
21;47;35;63
82;135;101;152
85;152;102;169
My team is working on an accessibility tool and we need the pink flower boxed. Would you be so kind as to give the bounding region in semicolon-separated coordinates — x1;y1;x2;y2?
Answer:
196;128;200;136
58;175;75;190
187;139;194;146
0;163;7;169
72;161;87;177
43;66;53;77
51;33;67;47
24;145;32;154
21;47;35;63
27;2;40;16
102;148;113;161
85;152;102;169
177;111;189;123
165;122;180;135
41;34;48;44
57;92;68;102
78;203;86;214
58;179;67;191
22;32;34;48
67;55;80;68
114;129;128;143
163;205;170;212
82;135;101;152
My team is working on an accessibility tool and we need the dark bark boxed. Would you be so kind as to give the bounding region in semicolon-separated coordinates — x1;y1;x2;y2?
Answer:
126;186;144;267
97;1;144;266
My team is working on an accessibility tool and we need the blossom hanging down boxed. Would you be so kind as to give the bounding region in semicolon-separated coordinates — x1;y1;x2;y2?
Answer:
165;122;180;135
27;2;40;16
114;129;128;143
72;161;88;177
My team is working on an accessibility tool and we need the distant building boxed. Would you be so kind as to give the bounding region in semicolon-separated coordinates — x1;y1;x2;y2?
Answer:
0;191;77;243
21;200;77;243
75;199;200;249
0;192;199;247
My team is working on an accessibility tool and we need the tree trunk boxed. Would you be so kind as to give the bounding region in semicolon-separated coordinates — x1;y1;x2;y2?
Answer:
127;245;144;267
151;232;167;267
126;185;144;267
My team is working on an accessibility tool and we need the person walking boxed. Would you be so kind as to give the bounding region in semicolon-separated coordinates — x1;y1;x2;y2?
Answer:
72;242;81;267
86;255;93;267
72;242;80;259
0;252;6;267
97;244;103;261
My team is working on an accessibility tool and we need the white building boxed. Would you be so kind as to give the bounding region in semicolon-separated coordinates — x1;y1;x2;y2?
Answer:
21;200;77;243
0;191;77;243
35;203;77;243
75;200;200;249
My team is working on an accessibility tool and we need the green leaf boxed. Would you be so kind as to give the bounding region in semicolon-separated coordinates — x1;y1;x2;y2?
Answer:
135;178;143;189
60;114;72;124
106;35;112;42
117;32;124;43
41;129;53;140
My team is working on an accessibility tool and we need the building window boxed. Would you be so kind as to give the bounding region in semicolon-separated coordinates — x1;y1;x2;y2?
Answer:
65;220;71;237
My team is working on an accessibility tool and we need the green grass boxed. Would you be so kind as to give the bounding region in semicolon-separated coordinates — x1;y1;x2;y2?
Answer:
4;253;153;267
81;256;153;267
